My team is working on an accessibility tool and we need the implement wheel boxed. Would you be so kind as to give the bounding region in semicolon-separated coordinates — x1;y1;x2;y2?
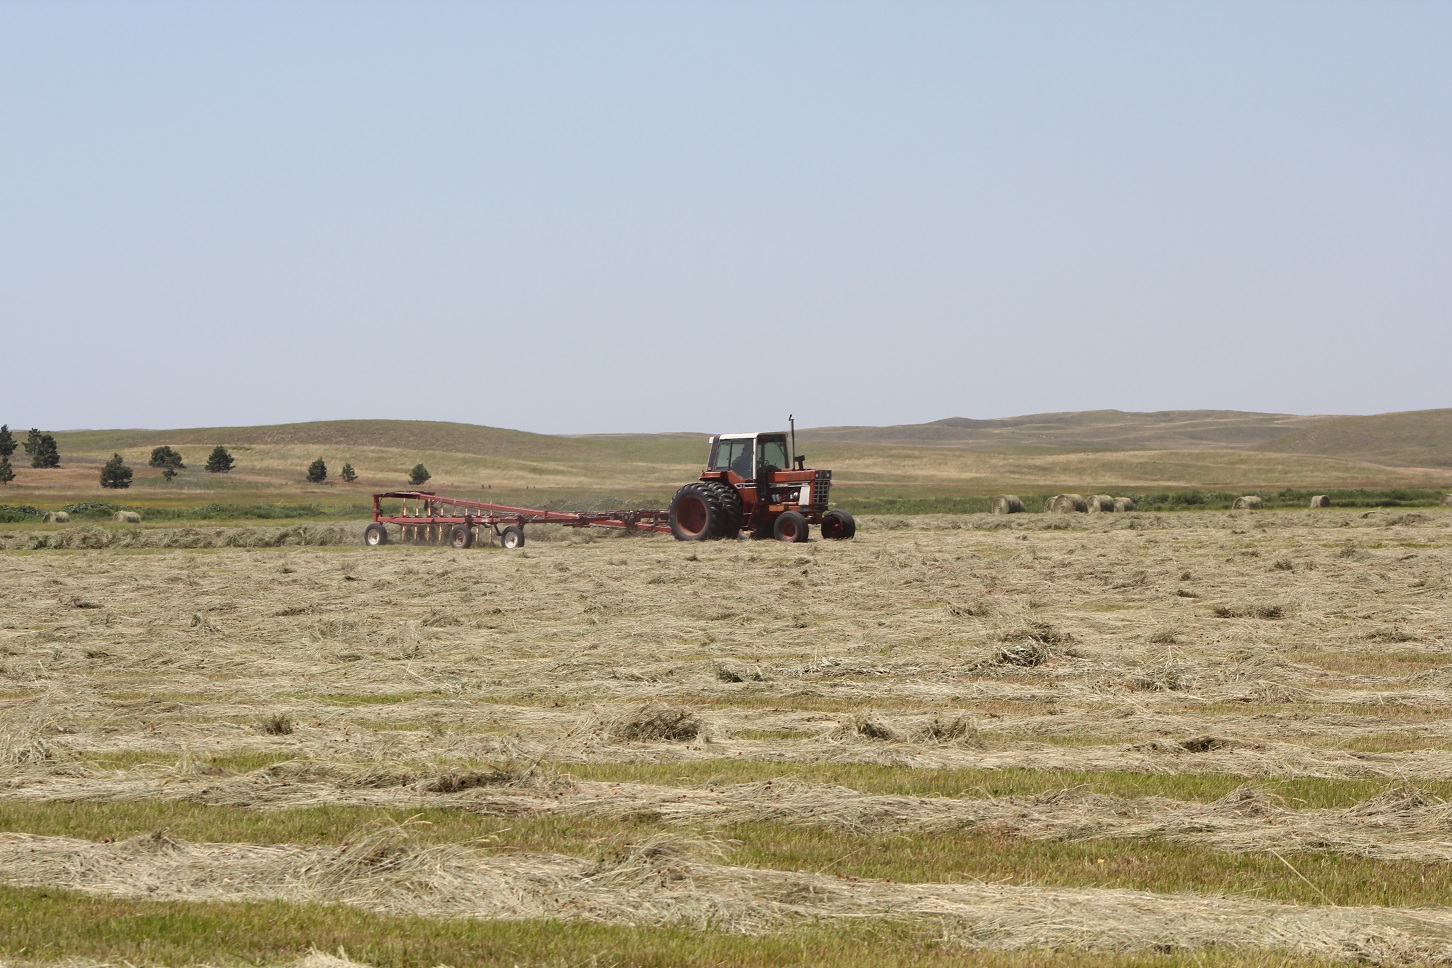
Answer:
820;510;856;540
773;510;809;543
364;523;389;546
669;482;722;541
501;525;526;550
449;524;474;549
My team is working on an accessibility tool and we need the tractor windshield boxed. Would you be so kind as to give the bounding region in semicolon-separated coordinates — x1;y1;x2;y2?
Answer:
757;436;789;472
710;438;755;477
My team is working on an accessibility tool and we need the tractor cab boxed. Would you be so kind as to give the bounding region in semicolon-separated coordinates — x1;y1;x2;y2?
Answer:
707;432;792;480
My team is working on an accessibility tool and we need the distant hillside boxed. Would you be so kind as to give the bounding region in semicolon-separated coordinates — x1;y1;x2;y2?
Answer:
1254;409;1452;468
59;419;700;463
58;412;1452;468
800;410;1332;451
19;413;1449;501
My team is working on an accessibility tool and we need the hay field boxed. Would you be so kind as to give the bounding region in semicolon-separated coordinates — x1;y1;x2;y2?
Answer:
4;510;1452;966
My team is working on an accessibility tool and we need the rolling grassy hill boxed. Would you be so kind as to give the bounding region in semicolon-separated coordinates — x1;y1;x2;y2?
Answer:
800;410;1333;451
3;410;1446;519
1252;409;1452;468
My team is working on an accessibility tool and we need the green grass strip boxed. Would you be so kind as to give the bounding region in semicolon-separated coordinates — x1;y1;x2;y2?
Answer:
566;759;1452;808
0;885;1349;968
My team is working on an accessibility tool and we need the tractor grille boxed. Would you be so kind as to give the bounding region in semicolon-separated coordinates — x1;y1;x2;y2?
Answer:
813;470;831;506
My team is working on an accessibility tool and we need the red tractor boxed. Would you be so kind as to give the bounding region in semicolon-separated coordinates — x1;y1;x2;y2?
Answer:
667;423;855;542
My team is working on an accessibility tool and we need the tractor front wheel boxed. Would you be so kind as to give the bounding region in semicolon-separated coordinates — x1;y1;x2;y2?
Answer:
669;483;723;541
773;510;809;543
820;510;856;540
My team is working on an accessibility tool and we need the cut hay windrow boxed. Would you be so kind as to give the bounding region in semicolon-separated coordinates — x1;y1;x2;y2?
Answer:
9;765;1452;865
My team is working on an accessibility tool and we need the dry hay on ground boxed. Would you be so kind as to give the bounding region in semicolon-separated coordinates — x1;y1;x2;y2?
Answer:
3;509;1452;963
1044;493;1088;513
992;495;1025;515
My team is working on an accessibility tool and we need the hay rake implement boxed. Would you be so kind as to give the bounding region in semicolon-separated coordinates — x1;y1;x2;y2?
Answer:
366;491;671;550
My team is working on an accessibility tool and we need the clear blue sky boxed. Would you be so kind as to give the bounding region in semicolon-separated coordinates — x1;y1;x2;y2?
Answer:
3;1;1448;434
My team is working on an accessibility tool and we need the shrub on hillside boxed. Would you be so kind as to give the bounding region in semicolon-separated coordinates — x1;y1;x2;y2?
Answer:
409;463;431;486
29;433;60;469
205;446;235;473
100;454;133;489
149;446;185;470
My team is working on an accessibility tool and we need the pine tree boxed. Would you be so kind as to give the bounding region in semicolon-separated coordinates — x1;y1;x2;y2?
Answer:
149;446;185;470
24;428;41;456
205;446;235;473
31;433;60;469
162;466;178;484
0;456;14;486
100;453;133;489
306;458;328;484
340;463;357;483
408;463;431;486
0;425;14;459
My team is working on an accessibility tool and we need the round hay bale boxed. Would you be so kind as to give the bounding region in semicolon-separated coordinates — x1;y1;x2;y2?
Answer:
1112;496;1136;512
113;511;141;524
1309;495;1331;508
992;495;1026;515
1044;493;1088;513
42;511;70;523
1231;496;1264;510
1086;494;1116;512
1443;494;1452;506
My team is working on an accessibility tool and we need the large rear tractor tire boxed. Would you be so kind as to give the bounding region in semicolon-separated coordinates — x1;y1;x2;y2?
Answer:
364;523;389;546
500;525;526;549
449;524;474;549
820;509;856;540
669;482;724;541
700;481;743;537
773;510;809;543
